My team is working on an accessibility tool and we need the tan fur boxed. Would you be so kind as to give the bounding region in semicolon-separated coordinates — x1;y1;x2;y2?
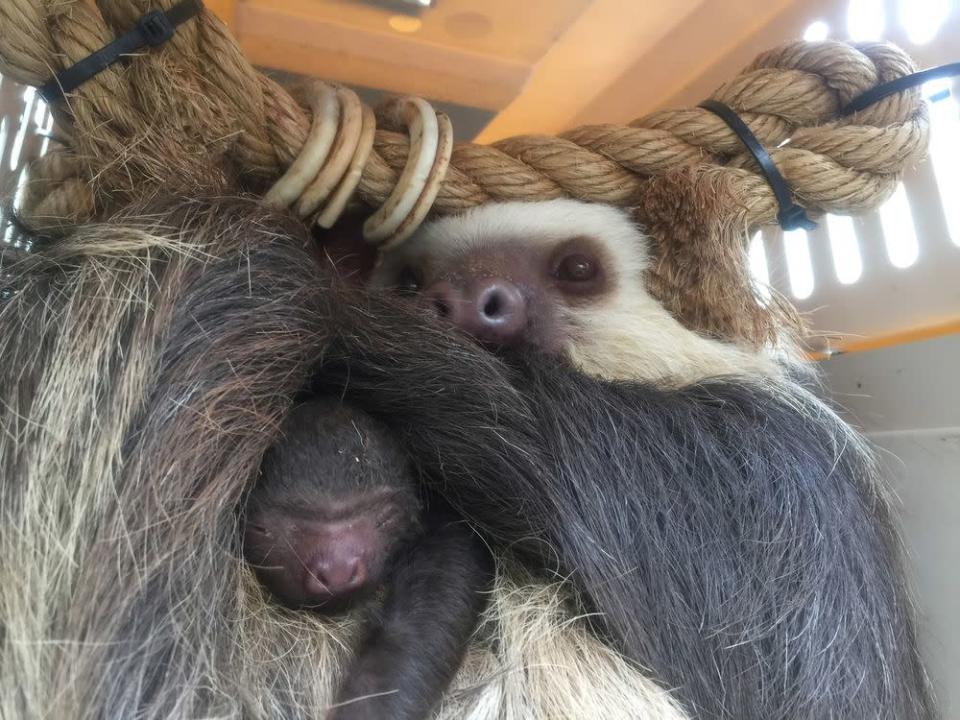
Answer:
633;165;806;348
565;299;782;386
439;562;689;720
0;197;690;720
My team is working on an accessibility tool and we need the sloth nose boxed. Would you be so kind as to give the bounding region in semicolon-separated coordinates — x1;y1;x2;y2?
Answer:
304;546;367;599
471;280;527;345
423;278;527;346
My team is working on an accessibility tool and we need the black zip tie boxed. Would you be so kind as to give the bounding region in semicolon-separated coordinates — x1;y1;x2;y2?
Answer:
840;62;960;116
699;99;817;232
37;0;204;105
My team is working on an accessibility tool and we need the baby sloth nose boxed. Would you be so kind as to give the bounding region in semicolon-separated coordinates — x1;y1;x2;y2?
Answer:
423;278;527;346
304;543;367;599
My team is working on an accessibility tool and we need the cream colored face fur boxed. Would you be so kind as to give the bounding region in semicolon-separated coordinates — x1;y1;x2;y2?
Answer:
373;199;782;385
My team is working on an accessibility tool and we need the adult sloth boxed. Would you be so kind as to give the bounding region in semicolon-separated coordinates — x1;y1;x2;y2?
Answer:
0;192;932;720
329;201;934;720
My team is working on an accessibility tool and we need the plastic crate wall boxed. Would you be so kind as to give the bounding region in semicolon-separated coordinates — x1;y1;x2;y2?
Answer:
0;79;53;250
751;1;960;348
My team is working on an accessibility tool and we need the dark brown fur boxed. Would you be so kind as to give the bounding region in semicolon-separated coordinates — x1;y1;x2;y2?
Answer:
0;191;932;720
244;398;492;720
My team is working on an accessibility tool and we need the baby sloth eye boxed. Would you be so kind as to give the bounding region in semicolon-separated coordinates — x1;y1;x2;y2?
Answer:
556;253;597;283
395;266;422;295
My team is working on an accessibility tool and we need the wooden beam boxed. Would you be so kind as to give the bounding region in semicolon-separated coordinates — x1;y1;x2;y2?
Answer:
474;0;705;142
571;0;820;128
204;0;237;32
236;4;530;111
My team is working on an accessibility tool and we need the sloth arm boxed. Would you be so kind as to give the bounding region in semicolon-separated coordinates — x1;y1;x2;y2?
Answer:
331;509;493;720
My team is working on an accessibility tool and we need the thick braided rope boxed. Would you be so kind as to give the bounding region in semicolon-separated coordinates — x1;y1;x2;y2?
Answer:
0;0;927;230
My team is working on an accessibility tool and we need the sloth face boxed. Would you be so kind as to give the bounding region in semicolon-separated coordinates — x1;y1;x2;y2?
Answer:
370;199;648;361
375;233;616;353
370;198;776;385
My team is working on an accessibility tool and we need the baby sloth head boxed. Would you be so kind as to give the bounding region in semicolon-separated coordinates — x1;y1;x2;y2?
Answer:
243;399;422;612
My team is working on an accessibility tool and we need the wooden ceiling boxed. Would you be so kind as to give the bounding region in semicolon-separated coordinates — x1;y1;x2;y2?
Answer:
206;0;805;141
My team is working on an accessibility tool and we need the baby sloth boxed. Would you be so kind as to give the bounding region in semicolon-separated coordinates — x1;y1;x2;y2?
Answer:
243;398;492;720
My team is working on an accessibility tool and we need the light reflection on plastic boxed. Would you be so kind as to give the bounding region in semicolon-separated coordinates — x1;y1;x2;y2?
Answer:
748;231;772;305
826;214;863;284
2;78;55;246
38;104;54;157
8;87;37;172
879;183;919;268
803;20;830;41
784;229;815;300
927;92;960;247
847;0;885;41
0;117;8;165
32;96;47;129
899;0;950;45
4;167;29;246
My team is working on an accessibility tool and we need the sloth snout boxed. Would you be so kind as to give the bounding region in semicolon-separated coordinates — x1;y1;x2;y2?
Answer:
423;278;527;346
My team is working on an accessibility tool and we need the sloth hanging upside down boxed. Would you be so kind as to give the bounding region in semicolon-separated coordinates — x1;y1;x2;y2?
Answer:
0;190;933;720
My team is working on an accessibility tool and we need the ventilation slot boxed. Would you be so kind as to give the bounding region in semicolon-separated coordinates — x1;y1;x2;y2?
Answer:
928;83;960;246
826;214;863;284
783;229;815;300
749;231;772;305
879;183;920;269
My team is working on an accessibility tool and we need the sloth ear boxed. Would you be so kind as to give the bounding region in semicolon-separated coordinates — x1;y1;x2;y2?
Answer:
630;165;805;348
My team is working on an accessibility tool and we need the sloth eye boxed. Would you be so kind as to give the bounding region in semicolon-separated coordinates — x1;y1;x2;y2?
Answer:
556;253;597;283
395;266;422;295
248;524;271;536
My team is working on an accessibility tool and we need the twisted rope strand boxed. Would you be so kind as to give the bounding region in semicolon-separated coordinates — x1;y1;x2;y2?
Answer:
0;0;927;229
0;1;930;345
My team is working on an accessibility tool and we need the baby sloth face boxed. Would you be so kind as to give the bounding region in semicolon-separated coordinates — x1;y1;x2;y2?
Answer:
243;399;422;611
